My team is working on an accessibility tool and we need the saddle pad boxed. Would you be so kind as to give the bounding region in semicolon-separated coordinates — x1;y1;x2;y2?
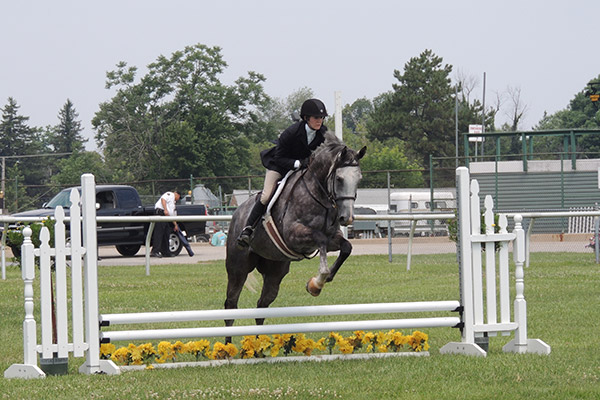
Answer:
262;214;305;261
262;170;319;261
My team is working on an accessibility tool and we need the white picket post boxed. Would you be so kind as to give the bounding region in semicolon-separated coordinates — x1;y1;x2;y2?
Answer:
78;173;119;375
4;228;45;378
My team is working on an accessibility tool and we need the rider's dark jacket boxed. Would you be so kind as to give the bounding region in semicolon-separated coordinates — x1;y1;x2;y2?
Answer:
260;121;327;175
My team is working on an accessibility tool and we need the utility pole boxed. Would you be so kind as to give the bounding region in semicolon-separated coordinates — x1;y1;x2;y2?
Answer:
1;157;5;214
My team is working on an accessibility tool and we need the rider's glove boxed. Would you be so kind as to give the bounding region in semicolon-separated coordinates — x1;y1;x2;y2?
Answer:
299;158;309;169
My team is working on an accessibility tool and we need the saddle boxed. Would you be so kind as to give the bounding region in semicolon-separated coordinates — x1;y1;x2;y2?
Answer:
262;170;318;260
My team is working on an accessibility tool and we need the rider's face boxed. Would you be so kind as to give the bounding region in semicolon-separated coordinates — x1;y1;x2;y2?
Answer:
306;116;324;131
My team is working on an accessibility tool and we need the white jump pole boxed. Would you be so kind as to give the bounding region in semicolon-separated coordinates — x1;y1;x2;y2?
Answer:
101;301;461;325
101;317;461;343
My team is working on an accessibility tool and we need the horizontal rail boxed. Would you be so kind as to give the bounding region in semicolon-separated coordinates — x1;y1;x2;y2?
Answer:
100;301;461;325
101;317;462;342
0;214;456;224
502;211;600;218
3;210;600;225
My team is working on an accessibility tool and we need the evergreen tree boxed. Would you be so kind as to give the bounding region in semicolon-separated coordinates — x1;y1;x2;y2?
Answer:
366;50;456;168
50;99;87;153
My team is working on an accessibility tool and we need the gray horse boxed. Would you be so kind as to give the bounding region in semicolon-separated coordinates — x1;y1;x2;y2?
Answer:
224;132;366;334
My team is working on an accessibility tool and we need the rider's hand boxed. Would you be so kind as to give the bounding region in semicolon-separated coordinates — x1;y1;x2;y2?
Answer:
299;157;309;169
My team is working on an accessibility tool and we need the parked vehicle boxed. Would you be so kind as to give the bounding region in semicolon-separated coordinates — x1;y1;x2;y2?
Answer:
10;185;209;257
387;190;456;236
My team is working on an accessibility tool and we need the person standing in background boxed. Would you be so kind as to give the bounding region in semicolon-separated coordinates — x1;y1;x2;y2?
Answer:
151;190;182;257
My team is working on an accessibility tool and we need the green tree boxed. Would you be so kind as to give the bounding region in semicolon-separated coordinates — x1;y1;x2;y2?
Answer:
260;87;315;141
48;99;87;153
50;151;110;187
342;98;373;134
93;44;271;187
0;98;51;204
343;130;423;188
0;97;41;157
533;75;600;156
366;50;456;168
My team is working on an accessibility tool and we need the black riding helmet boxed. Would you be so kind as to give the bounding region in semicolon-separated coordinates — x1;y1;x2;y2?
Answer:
300;98;328;119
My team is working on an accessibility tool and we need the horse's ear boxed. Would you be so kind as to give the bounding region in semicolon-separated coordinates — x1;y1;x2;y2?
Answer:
336;148;347;164
357;146;367;160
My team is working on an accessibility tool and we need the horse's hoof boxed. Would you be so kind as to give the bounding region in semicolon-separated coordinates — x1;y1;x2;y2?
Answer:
306;277;322;297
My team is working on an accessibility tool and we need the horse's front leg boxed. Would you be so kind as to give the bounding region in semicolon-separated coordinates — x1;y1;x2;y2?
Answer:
326;235;352;283
306;243;330;297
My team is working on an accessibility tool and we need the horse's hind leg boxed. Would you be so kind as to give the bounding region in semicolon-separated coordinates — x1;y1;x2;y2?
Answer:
224;251;259;343
224;272;246;343
255;260;290;326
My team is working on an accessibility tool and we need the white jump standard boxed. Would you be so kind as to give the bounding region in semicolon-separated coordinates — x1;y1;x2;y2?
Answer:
4;168;550;379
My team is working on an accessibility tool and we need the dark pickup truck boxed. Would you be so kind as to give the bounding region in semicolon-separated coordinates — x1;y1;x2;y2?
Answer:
11;185;209;257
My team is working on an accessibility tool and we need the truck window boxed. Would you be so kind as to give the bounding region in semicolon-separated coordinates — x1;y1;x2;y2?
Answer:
116;189;141;209
46;190;74;208
96;191;116;210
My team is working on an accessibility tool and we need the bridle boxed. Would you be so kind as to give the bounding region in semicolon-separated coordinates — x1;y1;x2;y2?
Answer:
302;148;359;209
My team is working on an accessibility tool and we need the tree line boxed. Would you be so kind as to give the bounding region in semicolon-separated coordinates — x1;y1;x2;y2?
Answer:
2;44;599;212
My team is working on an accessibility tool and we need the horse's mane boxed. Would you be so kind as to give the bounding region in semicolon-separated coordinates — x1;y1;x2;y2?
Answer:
313;131;346;159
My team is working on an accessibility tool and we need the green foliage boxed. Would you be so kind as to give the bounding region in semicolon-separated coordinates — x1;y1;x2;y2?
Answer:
47;99;87;153
0;98;52;208
92;43;271;188
366;50;457;168
50;151;111;186
6;218;55;263
353;137;424;188
533;75;600;155
342;97;373;134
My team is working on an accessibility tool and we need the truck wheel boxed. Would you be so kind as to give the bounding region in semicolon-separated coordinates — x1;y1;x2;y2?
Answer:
166;232;183;257
116;244;141;257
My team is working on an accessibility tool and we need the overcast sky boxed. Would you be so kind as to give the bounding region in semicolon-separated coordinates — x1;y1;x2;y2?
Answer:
2;0;598;151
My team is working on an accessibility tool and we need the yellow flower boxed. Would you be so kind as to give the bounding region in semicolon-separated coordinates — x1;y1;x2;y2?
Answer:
172;340;185;354
338;338;354;354
408;331;430;352
362;332;375;344
111;347;131;365
209;342;239;360
353;330;365;340
292;334;320;356
157;341;176;363
100;343;116;359
128;343;143;365
240;336;256;359
184;339;210;359
316;338;327;351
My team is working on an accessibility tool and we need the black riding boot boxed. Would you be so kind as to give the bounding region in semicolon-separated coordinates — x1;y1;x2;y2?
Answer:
237;201;266;248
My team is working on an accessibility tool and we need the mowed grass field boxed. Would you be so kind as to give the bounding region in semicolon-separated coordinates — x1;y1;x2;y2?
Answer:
0;252;599;399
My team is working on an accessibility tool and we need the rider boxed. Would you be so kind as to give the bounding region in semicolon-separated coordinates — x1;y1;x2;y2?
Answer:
237;98;329;248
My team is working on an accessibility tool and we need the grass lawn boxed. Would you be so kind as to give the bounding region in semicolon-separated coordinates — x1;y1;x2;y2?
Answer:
1;252;599;399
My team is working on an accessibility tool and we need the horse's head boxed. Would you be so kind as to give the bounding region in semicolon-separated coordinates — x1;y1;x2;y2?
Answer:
311;132;367;226
331;145;366;225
